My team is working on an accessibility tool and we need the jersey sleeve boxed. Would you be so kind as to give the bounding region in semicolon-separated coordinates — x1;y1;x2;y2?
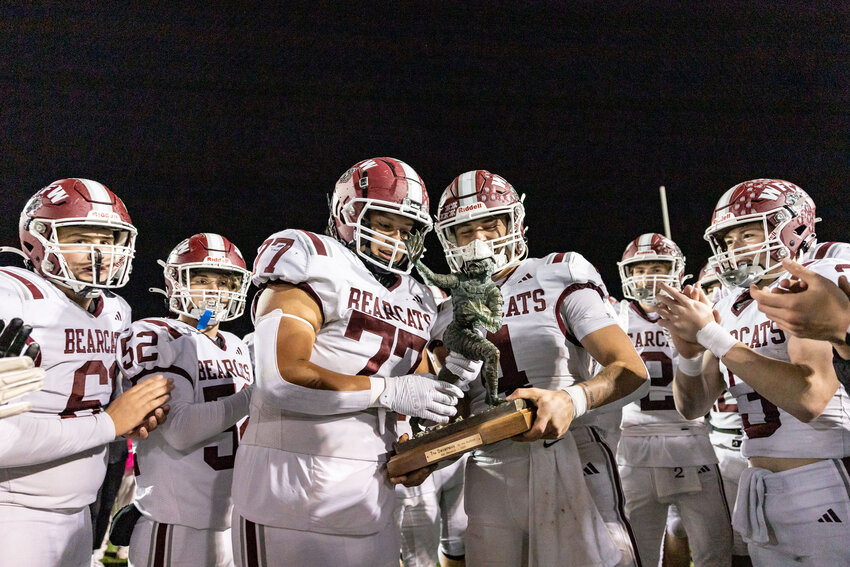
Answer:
0;411;115;467
156;381;253;452
542;252;617;342
117;319;187;386
251;229;316;288
0;276;26;321
801;258;850;286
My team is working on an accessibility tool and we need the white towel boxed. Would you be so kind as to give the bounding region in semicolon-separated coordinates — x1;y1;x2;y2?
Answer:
528;435;622;567
731;467;772;545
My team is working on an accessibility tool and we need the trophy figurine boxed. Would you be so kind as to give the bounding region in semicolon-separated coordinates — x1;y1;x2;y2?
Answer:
387;237;534;477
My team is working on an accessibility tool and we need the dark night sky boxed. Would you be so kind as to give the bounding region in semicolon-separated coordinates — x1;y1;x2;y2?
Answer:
2;4;849;337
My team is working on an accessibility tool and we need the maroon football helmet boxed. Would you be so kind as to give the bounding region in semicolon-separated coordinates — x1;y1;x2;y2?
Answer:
17;178;136;297
153;233;250;325
328;157;432;274
704;179;818;286
436;170;527;272
617;233;685;303
698;261;721;290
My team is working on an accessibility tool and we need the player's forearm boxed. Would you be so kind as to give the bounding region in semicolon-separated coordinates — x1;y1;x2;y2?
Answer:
581;361;648;412
672;370;717;420
159;387;252;451
0;412;115;467
721;345;837;422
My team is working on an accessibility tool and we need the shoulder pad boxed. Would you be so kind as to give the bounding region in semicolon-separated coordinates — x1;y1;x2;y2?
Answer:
117;318;188;379
537;252;609;295
806;241;850;262
795;258;850;286
0;267;50;303
252;229;340;288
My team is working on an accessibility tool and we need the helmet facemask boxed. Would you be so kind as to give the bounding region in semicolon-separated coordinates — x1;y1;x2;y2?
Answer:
160;263;251;326
28;219;137;298
705;214;794;288
344;200;431;275
618;259;683;304
438;205;527;274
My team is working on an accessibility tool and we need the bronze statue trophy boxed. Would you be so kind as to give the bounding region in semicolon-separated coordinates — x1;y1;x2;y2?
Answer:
387;239;534;477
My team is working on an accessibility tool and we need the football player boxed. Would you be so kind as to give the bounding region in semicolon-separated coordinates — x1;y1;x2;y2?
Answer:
120;233;254;567
432;170;649;566
0;179;173;567
614;233;732;567
231;158;463;566
657;179;850;565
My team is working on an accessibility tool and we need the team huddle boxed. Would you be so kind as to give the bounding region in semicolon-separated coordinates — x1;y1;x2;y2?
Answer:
0;161;848;567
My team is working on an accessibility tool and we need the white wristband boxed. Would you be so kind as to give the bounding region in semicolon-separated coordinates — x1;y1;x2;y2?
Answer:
563;385;588;419
677;354;703;376
696;321;738;359
368;377;386;407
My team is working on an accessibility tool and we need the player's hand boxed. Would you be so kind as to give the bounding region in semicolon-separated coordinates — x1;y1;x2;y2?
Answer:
656;283;718;344
0;318;41;360
378;373;461;424
126;405;171;440
0;356;45;419
507;387;573;441
388;433;439;487
442;351;483;391
106;376;174;437
750;258;850;344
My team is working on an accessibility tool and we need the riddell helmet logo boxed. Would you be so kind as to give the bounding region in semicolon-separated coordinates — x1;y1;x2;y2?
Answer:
203;256;232;264
457;202;485;214
86;210;122;222
715;212;733;223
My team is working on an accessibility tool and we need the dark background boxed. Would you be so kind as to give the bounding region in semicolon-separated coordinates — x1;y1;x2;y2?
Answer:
2;4;848;337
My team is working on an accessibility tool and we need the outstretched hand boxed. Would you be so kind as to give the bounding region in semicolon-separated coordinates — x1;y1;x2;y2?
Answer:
750;258;850;344
0;318;41;360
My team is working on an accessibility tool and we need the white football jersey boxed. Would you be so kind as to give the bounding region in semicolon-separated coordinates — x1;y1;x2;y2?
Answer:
616;301;714;466
709;390;743;433
118;318;253;529
714;259;850;459
435;252;617;420
0;267;130;509
803;241;850;261
233;230;438;533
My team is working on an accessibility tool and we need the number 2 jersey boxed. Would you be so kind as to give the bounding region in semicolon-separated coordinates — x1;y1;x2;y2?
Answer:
0;266;130;509
714;258;850;459
615;300;716;467
233;229;438;535
118;318;253;530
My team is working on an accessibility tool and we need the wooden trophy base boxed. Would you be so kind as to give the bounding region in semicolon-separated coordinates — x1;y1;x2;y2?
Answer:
387;399;534;477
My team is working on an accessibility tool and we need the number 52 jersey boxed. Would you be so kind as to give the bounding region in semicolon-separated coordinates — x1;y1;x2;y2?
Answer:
118;317;253;530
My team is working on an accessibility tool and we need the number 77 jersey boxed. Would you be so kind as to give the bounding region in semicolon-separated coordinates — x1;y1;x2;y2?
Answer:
250;229;438;458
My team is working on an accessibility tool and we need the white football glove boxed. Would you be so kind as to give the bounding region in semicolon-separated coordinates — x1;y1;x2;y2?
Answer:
0;356;45;419
443;351;484;391
378;373;462;424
